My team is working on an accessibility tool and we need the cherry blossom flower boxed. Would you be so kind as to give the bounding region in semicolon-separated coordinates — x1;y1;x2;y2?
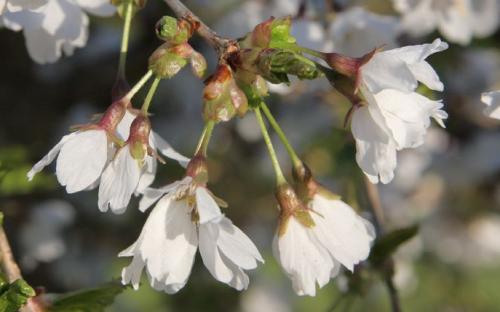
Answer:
329;7;400;57
351;39;449;184
394;0;499;45
1;0;115;63
481;90;500;120
120;172;264;293
98;114;189;214
27;100;128;193
273;184;374;296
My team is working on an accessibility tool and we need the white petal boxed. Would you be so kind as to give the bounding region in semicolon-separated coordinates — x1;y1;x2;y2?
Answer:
351;107;397;184
56;130;109;193
437;4;473;45
152;132;190;168
361;52;417;94
24;28;63;64
116;110;136;141
311;196;374;271
195;187;222;224
98;146;141;213
138;177;192;212
27;132;76;181
386;38;448;91
121;255;144;290
120;197;198;293
372;89;445;149
481;91;500;120
273;218;334;296
135;155;156;195
199;222;250;290
216;217;264;270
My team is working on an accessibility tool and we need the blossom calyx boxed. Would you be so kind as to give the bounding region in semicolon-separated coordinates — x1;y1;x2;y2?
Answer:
324;48;378;92
292;162;341;204
203;64;248;123
155;16;198;45
186;155;209;186
275;183;315;237
97;98;130;133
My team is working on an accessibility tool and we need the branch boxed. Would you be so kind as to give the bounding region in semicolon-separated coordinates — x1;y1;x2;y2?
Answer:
163;0;231;52
0;221;22;283
363;176;401;312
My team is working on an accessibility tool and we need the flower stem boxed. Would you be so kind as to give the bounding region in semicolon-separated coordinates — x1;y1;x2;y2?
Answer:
260;102;302;170
141;76;161;113
117;0;134;77
255;107;287;186
194;121;215;157
124;70;153;101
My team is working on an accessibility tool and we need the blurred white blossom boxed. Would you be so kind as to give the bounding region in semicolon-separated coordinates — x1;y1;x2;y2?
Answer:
0;0;115;63
394;0;499;45
20;199;75;270
329;7;400;57
481;90;500;119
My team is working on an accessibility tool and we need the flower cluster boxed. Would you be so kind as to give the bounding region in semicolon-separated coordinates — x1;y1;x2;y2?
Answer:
26;6;455;298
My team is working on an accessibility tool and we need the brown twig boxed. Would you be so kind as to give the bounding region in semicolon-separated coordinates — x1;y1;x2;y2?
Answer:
0;224;22;283
163;0;231;53
0;217;35;312
363;176;401;312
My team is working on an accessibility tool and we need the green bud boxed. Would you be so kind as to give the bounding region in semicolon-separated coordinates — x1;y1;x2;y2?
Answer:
203;64;248;123
257;49;322;83
155;16;196;45
240;16;296;50
148;43;192;79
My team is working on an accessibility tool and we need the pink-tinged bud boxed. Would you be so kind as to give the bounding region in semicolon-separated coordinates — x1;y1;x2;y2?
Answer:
203;64;249;123
148;42;194;79
190;50;207;78
127;115;151;163
98;99;129;132
324;48;378;92
251;17;274;48
275;183;315;237
186;155;209;186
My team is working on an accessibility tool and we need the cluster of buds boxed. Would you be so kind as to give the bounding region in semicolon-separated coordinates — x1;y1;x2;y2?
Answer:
202;64;248;122
149;16;207;79
236;17;322;85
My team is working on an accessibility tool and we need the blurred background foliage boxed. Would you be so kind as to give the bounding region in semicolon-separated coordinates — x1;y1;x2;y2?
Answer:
1;0;500;311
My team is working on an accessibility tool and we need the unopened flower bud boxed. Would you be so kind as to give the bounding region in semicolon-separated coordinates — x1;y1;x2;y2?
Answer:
127;115;151;163
257;49;321;83
203;64;248;123
155;16;197;45
275;183;315;237
241;16;294;49
186;155;209;186
148;42;193;79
